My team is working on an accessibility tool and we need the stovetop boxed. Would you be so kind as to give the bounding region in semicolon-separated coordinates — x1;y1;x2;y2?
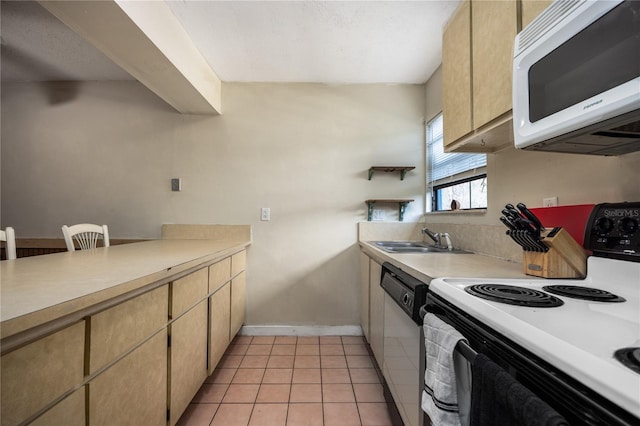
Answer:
429;255;640;418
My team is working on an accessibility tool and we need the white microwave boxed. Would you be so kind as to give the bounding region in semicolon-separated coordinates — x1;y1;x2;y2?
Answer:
513;0;640;155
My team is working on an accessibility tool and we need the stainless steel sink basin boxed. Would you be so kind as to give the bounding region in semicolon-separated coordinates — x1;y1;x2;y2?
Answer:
370;241;470;254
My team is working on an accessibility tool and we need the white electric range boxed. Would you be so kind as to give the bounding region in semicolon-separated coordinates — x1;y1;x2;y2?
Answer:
425;202;640;425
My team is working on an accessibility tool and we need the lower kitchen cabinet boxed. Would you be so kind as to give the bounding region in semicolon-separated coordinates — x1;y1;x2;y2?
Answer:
230;271;246;339
231;250;247;277
89;285;168;374
209;282;231;374
89;330;167;426
0;321;85;426
169;300;208;425
0;247;248;426
171;268;208;318
30;387;85;426
369;260;384;368
359;251;371;340
209;257;231;293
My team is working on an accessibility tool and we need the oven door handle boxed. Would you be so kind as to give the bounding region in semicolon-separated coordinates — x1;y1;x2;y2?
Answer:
455;340;477;363
419;304;428;320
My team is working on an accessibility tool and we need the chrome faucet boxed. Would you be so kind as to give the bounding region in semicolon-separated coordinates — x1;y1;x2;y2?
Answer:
422;227;453;251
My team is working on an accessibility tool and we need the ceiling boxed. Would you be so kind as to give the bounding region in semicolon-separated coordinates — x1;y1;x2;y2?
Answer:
1;0;460;84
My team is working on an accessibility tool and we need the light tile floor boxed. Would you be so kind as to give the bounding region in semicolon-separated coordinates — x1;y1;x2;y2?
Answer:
177;335;394;426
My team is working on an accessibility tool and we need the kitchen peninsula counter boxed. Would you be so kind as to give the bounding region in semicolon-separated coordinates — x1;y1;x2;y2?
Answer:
1;229;251;426
359;240;529;283
1;238;250;340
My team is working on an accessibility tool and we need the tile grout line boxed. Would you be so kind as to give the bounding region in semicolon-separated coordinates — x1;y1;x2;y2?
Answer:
199;336;383;426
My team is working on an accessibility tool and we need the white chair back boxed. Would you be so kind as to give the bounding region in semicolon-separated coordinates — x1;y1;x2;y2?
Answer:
62;224;110;252
1;227;17;260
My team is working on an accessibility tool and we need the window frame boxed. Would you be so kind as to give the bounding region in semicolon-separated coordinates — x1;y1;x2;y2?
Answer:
426;112;488;213
431;173;487;212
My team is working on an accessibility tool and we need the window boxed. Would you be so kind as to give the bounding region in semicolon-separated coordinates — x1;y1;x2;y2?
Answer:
426;113;487;212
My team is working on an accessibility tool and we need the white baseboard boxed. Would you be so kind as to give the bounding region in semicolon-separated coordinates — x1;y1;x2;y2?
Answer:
240;325;363;337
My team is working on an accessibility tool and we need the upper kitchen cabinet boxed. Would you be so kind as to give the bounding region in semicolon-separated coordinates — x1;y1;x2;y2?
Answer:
442;0;473;145
442;0;519;153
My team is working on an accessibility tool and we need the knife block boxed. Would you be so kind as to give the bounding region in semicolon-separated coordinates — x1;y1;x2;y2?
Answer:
522;228;587;278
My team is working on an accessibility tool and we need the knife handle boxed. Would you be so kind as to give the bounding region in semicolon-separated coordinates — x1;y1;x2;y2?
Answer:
500;216;518;231
517;203;545;232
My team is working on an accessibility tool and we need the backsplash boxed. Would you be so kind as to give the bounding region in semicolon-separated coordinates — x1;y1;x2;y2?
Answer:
358;221;522;263
422;223;522;262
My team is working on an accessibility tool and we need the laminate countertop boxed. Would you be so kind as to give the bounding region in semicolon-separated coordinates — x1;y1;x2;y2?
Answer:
0;239;250;340
359;241;531;284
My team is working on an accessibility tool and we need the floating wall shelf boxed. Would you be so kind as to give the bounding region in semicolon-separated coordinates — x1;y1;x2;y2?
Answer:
368;166;415;181
366;199;414;222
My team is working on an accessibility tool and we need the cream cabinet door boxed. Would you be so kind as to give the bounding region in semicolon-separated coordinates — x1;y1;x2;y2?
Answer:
209;282;232;374
359;252;371;341
369;260;384;368
442;0;472;147
30;387;85;426
471;0;518;128
230;271;246;339
1;321;85;426
89;330;167;426
169;299;208;425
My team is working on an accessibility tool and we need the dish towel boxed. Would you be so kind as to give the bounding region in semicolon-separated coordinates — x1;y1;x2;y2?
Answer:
422;313;468;426
470;353;569;426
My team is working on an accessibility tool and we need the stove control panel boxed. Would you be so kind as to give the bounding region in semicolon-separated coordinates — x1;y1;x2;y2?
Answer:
585;202;640;261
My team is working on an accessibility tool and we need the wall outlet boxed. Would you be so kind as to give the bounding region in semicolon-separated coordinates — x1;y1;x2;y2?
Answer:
372;209;385;221
261;207;271;221
543;196;558;207
171;178;181;192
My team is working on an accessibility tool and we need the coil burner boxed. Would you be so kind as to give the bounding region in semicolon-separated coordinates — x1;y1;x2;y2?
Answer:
542;285;626;302
464;284;564;307
614;348;640;374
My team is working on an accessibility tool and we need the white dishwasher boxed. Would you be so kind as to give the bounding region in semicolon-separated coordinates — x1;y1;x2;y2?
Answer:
381;262;428;426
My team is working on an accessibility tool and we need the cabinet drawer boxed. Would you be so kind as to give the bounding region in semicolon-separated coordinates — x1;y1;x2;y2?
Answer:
172;268;208;317
209;257;231;293
231;250;246;277
1;321;85;426
90;285;168;373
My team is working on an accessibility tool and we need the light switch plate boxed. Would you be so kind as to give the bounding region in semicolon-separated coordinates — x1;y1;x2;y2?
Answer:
171;178;181;192
261;207;270;221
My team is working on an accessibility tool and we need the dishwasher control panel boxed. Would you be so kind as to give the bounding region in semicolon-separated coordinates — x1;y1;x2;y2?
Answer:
380;262;428;325
401;291;414;310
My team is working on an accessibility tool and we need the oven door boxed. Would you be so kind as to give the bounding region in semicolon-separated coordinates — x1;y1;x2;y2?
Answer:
424;291;639;426
383;293;422;426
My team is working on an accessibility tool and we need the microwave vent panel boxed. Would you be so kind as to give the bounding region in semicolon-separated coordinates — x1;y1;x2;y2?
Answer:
516;0;583;55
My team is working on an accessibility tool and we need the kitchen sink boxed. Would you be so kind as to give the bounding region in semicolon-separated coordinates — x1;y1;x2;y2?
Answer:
370;241;470;254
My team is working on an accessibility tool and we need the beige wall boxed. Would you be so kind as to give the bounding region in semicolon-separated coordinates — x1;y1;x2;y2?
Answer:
1;81;426;326
424;65;442;124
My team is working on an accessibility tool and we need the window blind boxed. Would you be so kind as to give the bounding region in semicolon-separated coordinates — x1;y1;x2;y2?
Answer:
427;114;486;184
